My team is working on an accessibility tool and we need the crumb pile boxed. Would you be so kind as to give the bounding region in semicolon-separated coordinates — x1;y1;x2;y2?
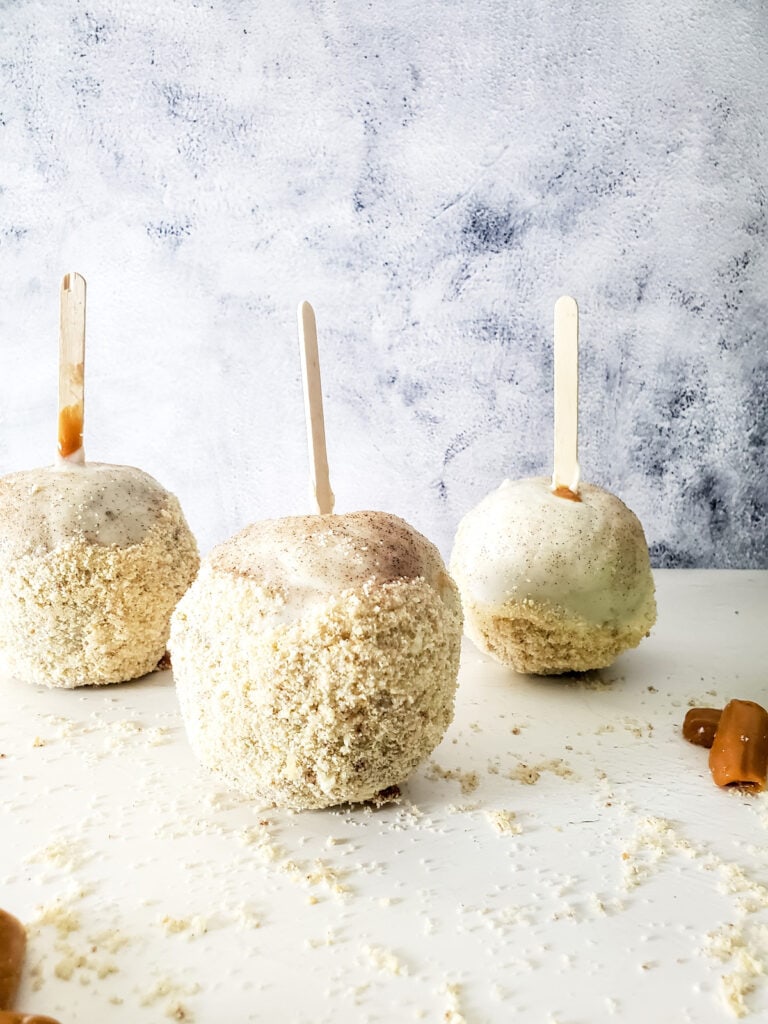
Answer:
450;477;656;674
0;462;199;688
170;510;463;810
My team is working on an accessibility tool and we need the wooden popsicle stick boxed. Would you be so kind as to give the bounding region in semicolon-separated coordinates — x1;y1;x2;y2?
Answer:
58;272;86;464
297;300;335;515
552;295;580;499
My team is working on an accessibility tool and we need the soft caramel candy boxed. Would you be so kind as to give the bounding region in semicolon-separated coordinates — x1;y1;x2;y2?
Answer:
0;1014;62;1023
0;911;25;1011
0;909;60;1023
709;699;768;791
682;707;722;748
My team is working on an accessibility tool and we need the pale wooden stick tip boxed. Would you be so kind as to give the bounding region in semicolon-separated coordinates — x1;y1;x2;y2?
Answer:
552;294;580;497
297;298;334;515
62;271;86;293
554;294;578;317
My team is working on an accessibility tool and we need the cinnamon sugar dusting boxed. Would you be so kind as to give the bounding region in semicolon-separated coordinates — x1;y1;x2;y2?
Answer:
211;511;448;595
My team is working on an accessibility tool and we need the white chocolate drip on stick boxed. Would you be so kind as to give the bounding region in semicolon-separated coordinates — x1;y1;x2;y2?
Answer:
552;295;580;497
58;272;87;465
297;300;335;515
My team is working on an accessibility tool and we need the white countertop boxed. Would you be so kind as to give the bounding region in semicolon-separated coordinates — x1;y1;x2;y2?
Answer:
2;570;768;1024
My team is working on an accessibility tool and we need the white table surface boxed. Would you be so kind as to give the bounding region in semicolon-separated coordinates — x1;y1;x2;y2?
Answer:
2;570;768;1024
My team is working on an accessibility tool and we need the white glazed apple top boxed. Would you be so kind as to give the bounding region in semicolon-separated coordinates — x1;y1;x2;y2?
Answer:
0;462;172;557
450;476;653;626
210;510;453;622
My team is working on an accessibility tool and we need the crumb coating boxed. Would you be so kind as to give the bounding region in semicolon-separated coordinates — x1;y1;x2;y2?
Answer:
0;464;199;687
170;511;463;809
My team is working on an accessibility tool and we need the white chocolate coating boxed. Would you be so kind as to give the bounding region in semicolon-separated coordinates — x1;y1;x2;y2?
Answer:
0;462;173;554
171;511;463;810
450;477;656;674
0;462;199;688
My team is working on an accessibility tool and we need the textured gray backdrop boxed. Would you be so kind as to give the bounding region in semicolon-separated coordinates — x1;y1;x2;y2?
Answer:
1;1;766;566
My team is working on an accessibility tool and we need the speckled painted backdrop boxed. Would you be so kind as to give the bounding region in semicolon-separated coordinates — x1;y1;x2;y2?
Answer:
1;0;766;566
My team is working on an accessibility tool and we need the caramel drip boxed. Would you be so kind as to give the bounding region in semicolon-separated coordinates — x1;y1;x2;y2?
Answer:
58;401;84;458
552;485;581;502
682;707;722;748
709;699;768;791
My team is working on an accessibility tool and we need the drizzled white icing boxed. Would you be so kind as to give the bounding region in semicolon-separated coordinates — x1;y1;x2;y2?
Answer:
451;476;654;626
0;462;173;556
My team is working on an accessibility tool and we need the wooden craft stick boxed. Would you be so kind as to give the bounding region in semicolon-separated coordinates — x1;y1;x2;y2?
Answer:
709;699;768;790
297;300;335;515
552;295;580;499
58;272;86;464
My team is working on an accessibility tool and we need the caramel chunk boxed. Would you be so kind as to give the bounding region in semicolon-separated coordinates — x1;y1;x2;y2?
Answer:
0;911;25;1011
682;707;722;748
156;650;172;671
709;699;768;791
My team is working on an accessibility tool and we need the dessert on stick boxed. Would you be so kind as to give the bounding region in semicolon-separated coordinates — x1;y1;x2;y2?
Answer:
450;297;656;675
0;274;199;688
170;301;463;810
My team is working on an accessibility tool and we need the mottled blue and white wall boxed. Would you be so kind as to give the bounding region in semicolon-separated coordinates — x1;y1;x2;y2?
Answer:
1;0;765;566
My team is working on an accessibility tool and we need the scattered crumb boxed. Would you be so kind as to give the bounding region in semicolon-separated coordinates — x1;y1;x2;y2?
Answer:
426;762;480;794
305;859;351;895
619;816;691;891
140;977;201;1013
158;915;208;939
363;945;407;975
704;923;768;1018
305;927;339;949
507;759;574;785
165;1002;193;1021
26;838;88;874
31;898;82;938
444;982;466;1023
231;904;261;929
485;809;522;836
146;726;173;746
